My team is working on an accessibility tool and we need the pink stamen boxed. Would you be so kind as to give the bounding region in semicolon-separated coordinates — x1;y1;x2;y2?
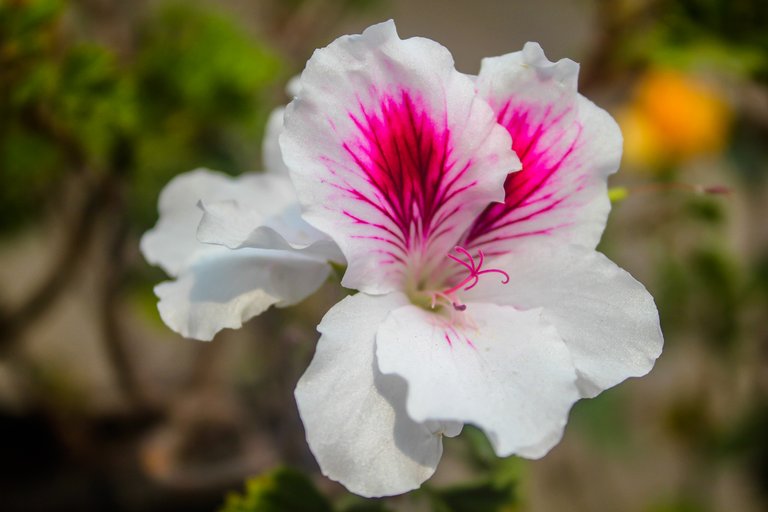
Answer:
441;246;510;296
447;253;474;272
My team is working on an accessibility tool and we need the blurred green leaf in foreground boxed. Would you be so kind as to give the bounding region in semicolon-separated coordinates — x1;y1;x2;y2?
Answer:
220;468;332;512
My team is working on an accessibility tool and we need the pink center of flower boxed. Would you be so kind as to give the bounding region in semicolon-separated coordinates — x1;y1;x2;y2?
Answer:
430;246;510;311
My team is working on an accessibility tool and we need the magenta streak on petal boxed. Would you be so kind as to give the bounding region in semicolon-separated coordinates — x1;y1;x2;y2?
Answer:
442;322;475;349
463;99;586;253
338;90;472;270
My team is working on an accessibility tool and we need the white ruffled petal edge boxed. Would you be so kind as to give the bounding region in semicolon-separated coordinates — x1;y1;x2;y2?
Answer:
296;292;449;497
140;168;241;276
157;249;330;341
262;107;290;175
376;302;579;458
142;169;336;341
466;243;663;397
196;174;343;263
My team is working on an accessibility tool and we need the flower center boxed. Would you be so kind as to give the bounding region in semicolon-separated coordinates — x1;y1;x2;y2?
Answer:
426;246;510;312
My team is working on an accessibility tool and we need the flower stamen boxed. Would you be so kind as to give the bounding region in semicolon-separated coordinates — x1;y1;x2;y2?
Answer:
443;246;510;293
430;246;510;310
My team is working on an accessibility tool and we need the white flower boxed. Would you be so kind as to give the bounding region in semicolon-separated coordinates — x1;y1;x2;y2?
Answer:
283;21;663;497
140;102;342;341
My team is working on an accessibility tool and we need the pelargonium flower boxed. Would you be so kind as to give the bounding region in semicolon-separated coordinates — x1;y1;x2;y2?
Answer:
283;21;663;497
141;100;342;341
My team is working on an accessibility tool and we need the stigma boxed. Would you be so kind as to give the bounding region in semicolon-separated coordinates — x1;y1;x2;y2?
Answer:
430;246;510;311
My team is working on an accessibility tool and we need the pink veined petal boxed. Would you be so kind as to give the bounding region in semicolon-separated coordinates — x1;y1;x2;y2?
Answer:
463;43;622;258
281;20;518;295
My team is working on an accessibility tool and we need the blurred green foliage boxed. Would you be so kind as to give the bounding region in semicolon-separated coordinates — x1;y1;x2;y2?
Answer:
724;402;768;499
221;460;521;512
1;0;68;232
664;0;768;73
55;44;137;166
618;0;768;80
657;239;744;351
431;426;523;511
219;468;332;512
729;119;768;187
131;4;280;226
272;0;382;13
428;480;519;512
0;0;280;233
339;503;393;512
645;499;709;512
570;386;632;454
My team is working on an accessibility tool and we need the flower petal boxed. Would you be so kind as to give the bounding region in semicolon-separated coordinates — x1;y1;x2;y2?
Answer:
141;168;250;276
296;292;451;497
464;243;663;397
281;20;518;295
262;77;302;174
464;43;622;256
262;106;289;174
196;173;343;262
376;303;579;458
156;249;330;341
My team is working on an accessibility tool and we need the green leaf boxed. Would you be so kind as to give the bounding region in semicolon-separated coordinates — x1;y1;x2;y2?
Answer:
570;385;631;454
429;479;518;512
219;468;333;512
134;2;280;123
0;123;63;232
129;2;284;228
53;44;138;166
0;0;63;39
461;425;497;470
338;500;394;512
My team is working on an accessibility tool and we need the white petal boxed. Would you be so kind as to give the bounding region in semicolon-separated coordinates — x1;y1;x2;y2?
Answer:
465;42;622;256
196;173;343;261
156;249;330;341
140;168;247;276
285;75;301;97
262;107;289;174
376;303;579;458
261;74;303;174
281;20;518;295
465;244;663;397
296;293;448;497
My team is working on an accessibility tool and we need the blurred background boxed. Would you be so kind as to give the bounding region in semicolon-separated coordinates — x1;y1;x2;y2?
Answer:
1;0;767;511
